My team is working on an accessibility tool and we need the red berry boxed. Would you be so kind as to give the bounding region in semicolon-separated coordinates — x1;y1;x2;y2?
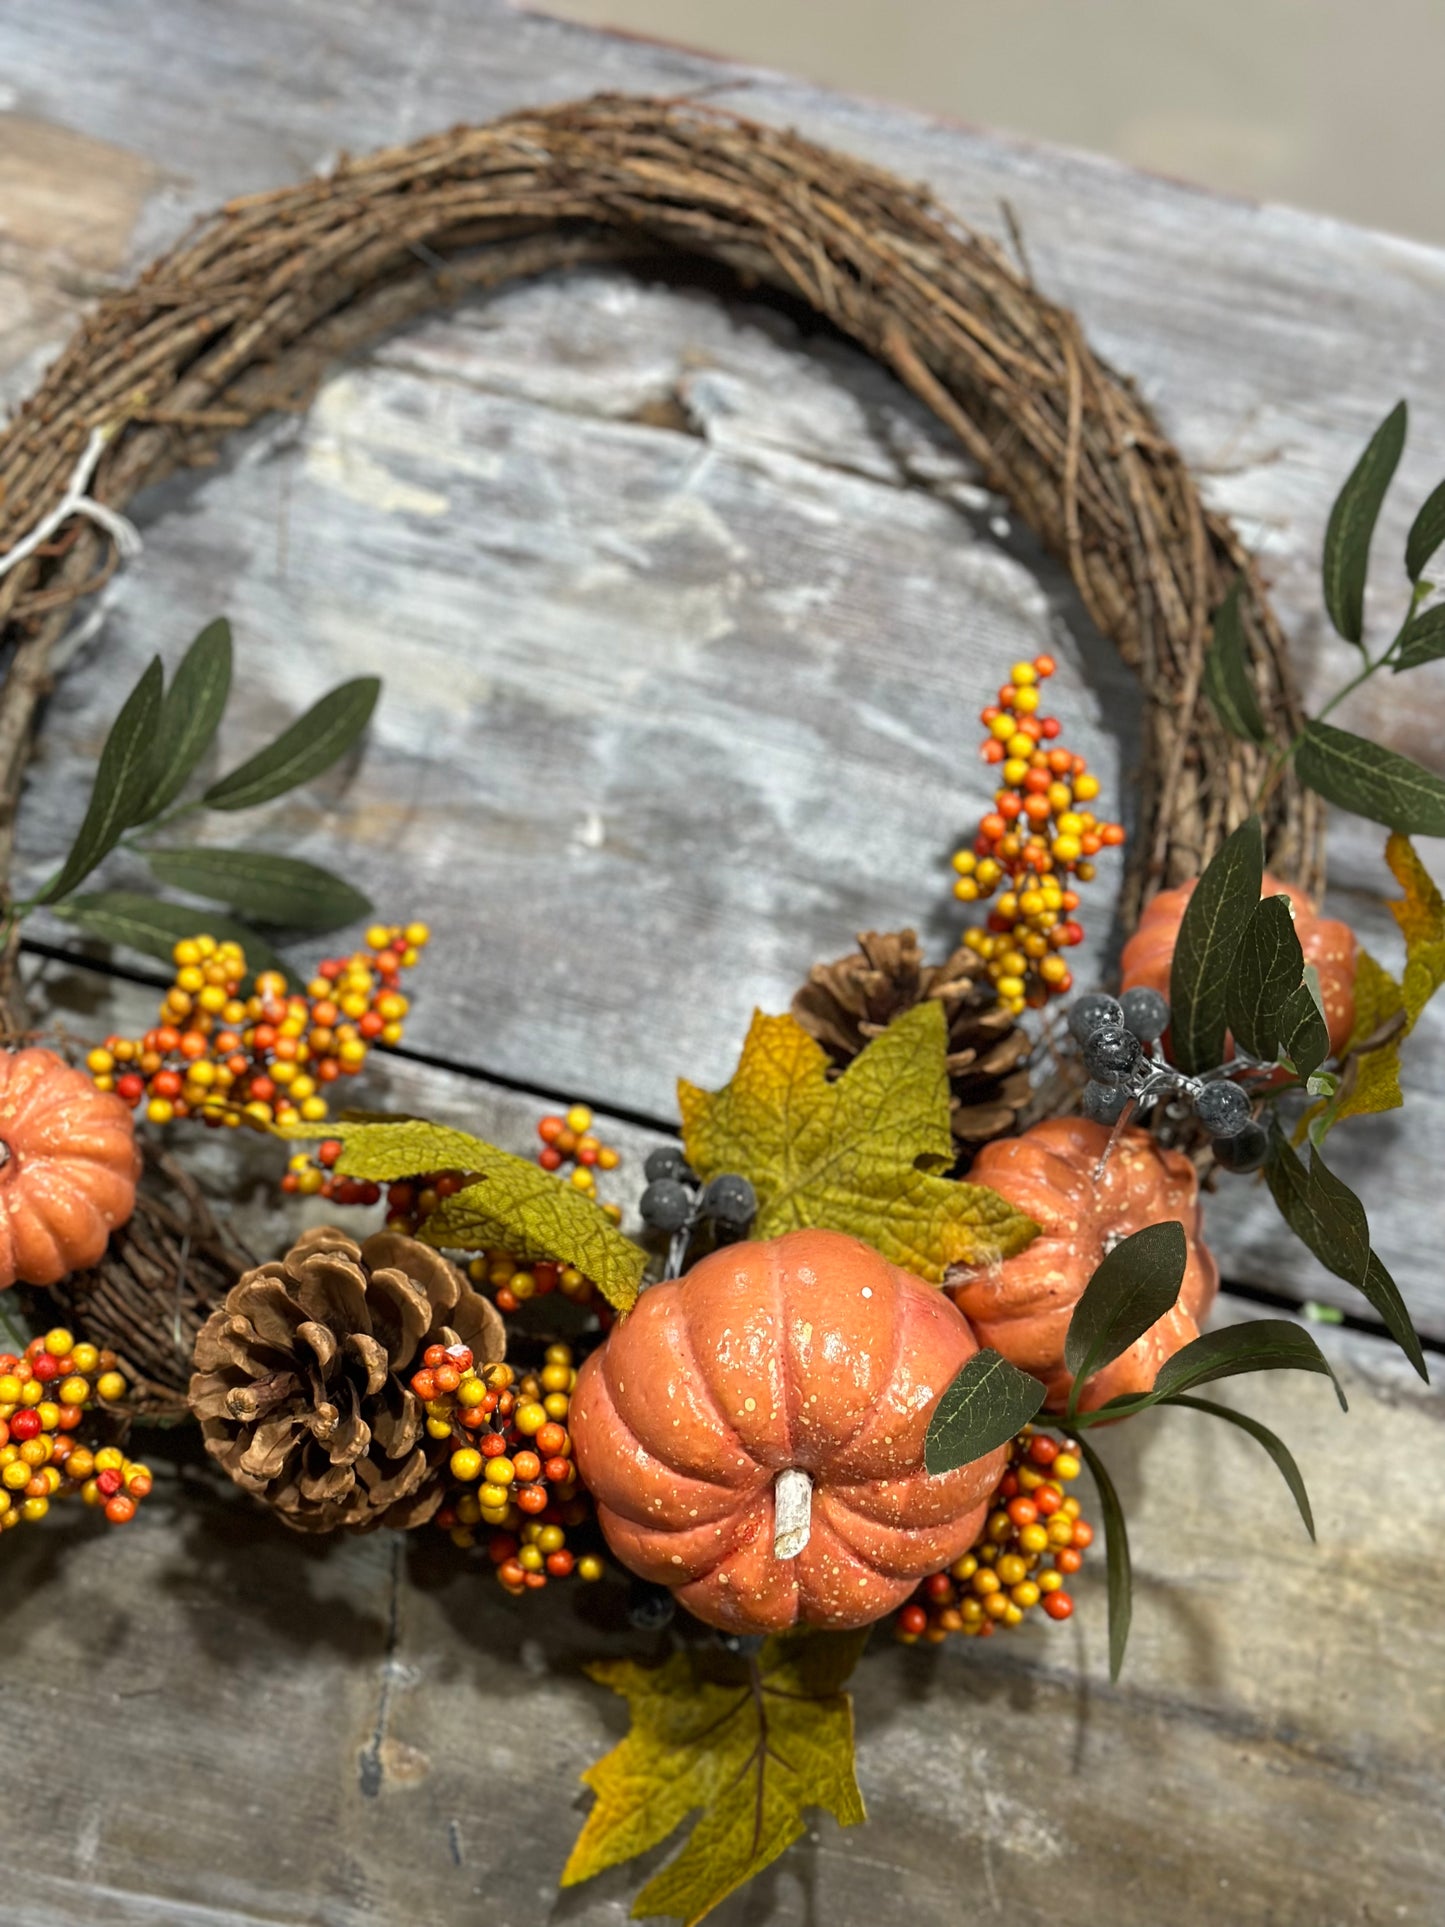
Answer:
423;1344;448;1370
410;1369;438;1401
96;1468;123;1497
481;1432;508;1458
318;1140;343;1168
516;1484;549;1515
542;1456;571;1484
1070;1520;1094;1549
30;1354;61;1383
545;1550;575;1578
117;1073;145;1105
9;1409;42;1441
898;1604;928;1637
1043;1592;1074;1621
1006;1497;1038;1528
924;1572;953;1602
538;1146;563;1171
1028;1435;1059;1466
537;1116;565;1143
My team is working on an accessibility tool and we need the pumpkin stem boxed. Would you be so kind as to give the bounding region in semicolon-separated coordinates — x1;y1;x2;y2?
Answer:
773;1467;812;1560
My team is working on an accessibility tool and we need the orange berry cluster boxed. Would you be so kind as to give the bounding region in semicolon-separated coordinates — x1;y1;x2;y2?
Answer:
535;1102;621;1206
952;655;1125;1015
0;1329;150;1535
895;1429;1092;1643
87;923;428;1147
419;1342;606;1591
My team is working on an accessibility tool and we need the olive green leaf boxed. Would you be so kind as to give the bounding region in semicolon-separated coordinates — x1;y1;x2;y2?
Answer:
1169;816;1264;1074
1063;1221;1186;1418
1405;476;1445;582
1296;721;1445;837
925;1350;1045;1475
36;657;164;903
51;891;287;986
563;1632;867;1926
1226;894;1329;1078
145;847;370;932
1163;1395;1315;1539
1323;400;1406;644
679;1005;1037;1282
1078;1440;1131;1682
1392;603;1445;672
1201;580;1269;745
275;1115;645;1313
142;617;233;817
1264;1129;1426;1379
202;675;381;811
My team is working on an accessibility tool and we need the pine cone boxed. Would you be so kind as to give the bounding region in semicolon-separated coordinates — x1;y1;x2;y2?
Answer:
188;1225;505;1533
793;929;1032;1145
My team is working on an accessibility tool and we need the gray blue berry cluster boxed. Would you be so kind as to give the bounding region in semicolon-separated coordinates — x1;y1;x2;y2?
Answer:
640;1147;759;1245
1068;989;1266;1170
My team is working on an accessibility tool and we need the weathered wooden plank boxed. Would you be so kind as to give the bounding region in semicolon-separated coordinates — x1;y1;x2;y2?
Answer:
2;960;1441;1926
4;2;1445;1329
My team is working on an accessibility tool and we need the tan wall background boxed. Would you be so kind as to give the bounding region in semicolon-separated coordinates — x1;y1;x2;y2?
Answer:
548;0;1445;244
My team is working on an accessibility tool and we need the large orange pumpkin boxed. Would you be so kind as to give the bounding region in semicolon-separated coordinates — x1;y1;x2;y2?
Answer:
0;1047;140;1289
569;1228;1007;1633
1120;870;1356;1059
950;1118;1217;1413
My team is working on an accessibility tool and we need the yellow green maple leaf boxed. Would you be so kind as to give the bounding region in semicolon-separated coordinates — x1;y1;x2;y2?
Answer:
678;1003;1037;1280
273;1115;645;1311
1303;834;1445;1138
562;1632;868;1926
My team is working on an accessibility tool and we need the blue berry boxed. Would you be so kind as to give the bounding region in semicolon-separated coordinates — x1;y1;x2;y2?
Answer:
1119;986;1170;1043
627;1579;676;1630
640;1178;694;1232
1067;993;1124;1045
1213;1119;1268;1171
1081;1024;1142;1084
644;1146;695;1186
1081;1080;1130;1124
700;1173;757;1230
1194;1081;1252;1138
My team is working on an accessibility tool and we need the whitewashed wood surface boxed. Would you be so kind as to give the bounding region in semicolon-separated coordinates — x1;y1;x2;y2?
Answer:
2;3;1444;1923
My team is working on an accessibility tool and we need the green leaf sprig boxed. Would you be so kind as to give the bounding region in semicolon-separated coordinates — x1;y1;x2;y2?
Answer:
1202;402;1445;833
13;617;382;980
926;1221;1346;1677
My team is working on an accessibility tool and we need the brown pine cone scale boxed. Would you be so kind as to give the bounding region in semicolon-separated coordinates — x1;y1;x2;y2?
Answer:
793;928;1031;1146
189;1225;505;1534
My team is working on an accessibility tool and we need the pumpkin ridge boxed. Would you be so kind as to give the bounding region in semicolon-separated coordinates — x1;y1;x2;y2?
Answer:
819;1254;911;1473
664;1285;754;1473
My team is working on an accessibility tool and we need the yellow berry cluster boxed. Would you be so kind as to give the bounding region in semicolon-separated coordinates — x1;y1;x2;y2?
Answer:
0;1329;150;1535
895;1429;1091;1642
951;655;1124;1014
420;1343;606;1591
86;923;428;1145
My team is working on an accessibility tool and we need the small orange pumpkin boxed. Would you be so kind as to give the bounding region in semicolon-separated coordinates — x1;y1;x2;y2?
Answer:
1120;870;1357;1059
949;1117;1218;1413
569;1228;1007;1633
0;1047;140;1289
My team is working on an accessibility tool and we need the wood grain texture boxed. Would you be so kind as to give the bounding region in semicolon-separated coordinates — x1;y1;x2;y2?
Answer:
2;6;1445;1920
5;961;1443;1927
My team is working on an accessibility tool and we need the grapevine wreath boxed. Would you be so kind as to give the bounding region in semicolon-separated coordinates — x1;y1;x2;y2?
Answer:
2;93;1445;1924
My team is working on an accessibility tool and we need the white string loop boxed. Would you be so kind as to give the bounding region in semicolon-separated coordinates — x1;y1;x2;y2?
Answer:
0;428;142;583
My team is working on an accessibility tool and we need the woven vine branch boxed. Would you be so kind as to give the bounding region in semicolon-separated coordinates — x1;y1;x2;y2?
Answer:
0;92;1323;957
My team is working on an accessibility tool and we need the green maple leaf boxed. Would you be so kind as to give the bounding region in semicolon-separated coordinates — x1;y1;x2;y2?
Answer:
562;1632;868;1926
679;1004;1037;1280
274;1115;645;1312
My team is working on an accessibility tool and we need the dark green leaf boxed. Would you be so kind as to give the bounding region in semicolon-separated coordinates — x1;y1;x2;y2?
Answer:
141;618;233;818
1201;580;1269;745
1077;1440;1131;1681
1405;477;1445;582
201;676;381;811
1151;1319;1345;1409
1323;400;1406;644
1226;894;1329;1078
1168;815;1264;1073
53;890;288;987
36;658;164;903
924;1350;1045;1476
0;1295;36;1355
1264;1131;1426;1379
1163;1395;1314;1539
1296;721;1445;837
1392;603;1445;672
1063;1221;1186;1414
145;847;370;932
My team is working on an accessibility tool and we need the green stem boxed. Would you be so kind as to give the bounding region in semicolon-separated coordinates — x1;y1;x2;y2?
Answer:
1251;580;1432;814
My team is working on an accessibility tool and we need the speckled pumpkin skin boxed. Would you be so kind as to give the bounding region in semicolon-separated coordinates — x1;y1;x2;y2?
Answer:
1120;870;1357;1060
0;1047;141;1289
569;1228;1007;1633
950;1118;1218;1413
